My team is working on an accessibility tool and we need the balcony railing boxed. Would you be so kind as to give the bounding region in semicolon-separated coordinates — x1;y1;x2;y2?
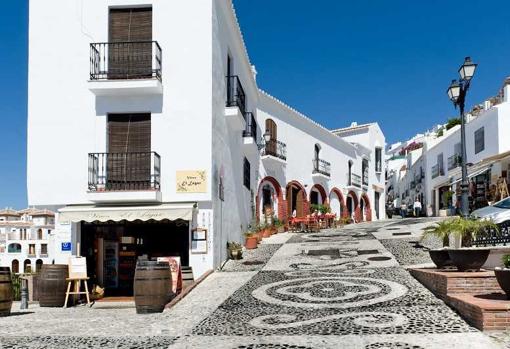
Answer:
349;173;362;188
242;112;257;139
90;41;162;81
448;154;462;170
312;159;331;177
88;152;161;192
226;75;246;116
261;139;287;161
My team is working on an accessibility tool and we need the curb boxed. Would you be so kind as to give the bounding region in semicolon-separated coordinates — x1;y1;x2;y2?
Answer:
165;269;214;310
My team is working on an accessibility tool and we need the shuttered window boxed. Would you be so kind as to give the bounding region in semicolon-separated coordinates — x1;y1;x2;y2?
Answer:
475;127;485;154
108;7;153;79
107;114;151;190
243;157;251;190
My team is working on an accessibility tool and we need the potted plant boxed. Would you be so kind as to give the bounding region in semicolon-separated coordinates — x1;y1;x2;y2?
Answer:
227;241;243;260
422;219;453;268
495;255;510;299
447;218;498;272
261;223;271;238
244;232;258;250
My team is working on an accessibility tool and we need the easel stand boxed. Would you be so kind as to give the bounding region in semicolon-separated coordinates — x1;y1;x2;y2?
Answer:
64;277;91;308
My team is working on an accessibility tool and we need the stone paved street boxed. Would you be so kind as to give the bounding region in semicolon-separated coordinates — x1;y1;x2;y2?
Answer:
0;218;504;348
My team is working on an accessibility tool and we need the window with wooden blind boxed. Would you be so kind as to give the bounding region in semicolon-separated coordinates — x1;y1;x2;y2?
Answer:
243;157;251;190
108;7;153;79
107;114;151;190
475;127;485;154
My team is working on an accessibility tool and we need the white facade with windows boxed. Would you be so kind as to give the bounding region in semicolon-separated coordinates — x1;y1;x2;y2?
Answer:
27;0;386;293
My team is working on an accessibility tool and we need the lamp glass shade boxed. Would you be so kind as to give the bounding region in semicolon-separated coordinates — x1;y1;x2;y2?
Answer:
458;57;477;81
263;131;271;142
447;80;460;103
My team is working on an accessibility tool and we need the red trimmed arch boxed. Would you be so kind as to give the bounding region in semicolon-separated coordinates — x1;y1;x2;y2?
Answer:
310;184;328;205
330;187;348;218
286;180;309;218
256;176;284;223
346;190;361;223
360;193;372;222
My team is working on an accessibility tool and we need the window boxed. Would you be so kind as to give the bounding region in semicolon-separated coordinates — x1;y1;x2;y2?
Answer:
475;127;485;154
29;244;36;256
375;148;382;172
8;243;21;253
437;153;444;175
243;157;250;190
41;244;48;256
362;158;369;186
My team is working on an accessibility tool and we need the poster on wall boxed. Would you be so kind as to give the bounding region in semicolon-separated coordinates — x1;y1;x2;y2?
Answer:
176;170;207;193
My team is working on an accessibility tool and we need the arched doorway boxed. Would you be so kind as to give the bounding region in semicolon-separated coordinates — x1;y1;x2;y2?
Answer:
286;181;307;217
36;259;43;272
346;191;359;221
257;176;283;223
330;188;347;218
361;193;372;222
310;184;327;206
11;259;19;274
24;259;32;273
37;228;43;240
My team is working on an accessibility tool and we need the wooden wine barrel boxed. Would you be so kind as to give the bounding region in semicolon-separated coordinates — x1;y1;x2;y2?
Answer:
38;264;68;307
134;261;172;314
0;267;13;317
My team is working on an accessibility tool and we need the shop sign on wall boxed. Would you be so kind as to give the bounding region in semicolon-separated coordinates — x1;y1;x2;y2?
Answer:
176;170;207;193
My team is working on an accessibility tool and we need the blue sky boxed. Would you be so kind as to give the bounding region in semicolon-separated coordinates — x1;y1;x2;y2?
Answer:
1;0;510;209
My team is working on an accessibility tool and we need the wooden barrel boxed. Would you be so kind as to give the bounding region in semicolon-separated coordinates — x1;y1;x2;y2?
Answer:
0;267;13;317
38;264;68;307
134;261;172;314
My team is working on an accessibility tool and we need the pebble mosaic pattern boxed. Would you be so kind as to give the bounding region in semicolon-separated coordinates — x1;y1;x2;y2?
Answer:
222;244;283;272
287;230;376;244
235;345;313;349
0;336;178;349
379;238;442;266
365;342;424;349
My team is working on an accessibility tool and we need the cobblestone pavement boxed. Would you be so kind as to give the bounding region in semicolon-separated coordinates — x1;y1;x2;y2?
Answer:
0;218;504;348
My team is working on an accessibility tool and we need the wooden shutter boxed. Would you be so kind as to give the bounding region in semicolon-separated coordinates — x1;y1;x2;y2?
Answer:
109;8;153;79
296;188;304;217
265;119;277;156
107;114;151;190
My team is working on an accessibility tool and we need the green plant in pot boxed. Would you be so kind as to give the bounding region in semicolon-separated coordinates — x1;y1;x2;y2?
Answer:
422;219;454;269
447;218;499;272
495;254;510;299
227;241;243;260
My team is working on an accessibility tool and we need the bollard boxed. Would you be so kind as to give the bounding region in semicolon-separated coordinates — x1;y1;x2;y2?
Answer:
20;278;28;310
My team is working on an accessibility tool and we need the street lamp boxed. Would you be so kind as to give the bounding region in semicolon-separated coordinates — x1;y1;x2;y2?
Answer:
446;56;478;218
258;130;272;150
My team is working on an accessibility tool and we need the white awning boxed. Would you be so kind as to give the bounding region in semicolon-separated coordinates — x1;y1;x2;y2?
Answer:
58;203;195;223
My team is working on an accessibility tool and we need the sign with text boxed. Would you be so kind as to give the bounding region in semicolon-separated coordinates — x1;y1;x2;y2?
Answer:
157;257;183;295
176;170;207;193
68;256;88;279
61;242;72;252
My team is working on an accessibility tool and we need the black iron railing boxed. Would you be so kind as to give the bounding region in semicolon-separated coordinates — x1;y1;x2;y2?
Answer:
90;41;162;81
243;112;257;139
88;152;161;191
313;159;331;177
261;139;286;161
349;173;362;188
473;222;510;246
226;75;246;116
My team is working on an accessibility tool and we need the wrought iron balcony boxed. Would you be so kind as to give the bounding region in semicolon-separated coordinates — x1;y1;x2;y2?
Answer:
242;112;257;139
261;139;287;161
90;41;162;81
448;154;462;170
88;152;161;192
349;173;362;188
226;75;246;116
312;159;331;177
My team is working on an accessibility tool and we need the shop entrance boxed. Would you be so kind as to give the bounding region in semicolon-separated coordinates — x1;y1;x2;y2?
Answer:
80;219;189;297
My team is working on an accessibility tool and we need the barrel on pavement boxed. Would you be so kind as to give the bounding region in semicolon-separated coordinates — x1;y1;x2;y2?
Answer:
0;267;13;316
134;260;172;314
38;264;68;307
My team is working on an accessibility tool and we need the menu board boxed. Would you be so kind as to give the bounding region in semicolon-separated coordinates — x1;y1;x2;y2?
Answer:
157;257;182;295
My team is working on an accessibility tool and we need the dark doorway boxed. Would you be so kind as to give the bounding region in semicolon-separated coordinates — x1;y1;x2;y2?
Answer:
375;192;380;219
310;191;319;206
347;196;353;216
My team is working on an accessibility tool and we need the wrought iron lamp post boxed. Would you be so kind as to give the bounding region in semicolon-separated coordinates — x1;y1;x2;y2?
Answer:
446;57;477;218
258;130;272;150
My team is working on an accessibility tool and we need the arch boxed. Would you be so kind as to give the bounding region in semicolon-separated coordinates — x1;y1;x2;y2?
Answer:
24;259;32;273
309;184;328;206
36;259;43;272
256;176;284;223
360;193;372;222
346;190;361;223
8;243;21;253
286;180;308;217
37;228;43;240
330;188;348;218
11;259;19;274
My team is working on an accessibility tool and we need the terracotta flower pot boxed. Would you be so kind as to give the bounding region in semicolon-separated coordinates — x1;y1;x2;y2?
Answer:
428;249;453;269
495;268;510;299
277;226;285;233
256;232;263;243
448;248;490;272
245;236;258;250
262;229;271;238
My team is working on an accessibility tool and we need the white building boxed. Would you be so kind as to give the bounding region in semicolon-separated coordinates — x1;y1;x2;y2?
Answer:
0;208;55;273
27;0;386;297
389;78;510;216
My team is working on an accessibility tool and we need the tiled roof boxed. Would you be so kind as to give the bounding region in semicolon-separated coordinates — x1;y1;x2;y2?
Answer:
30;209;55;217
331;123;376;134
0;209;21;217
